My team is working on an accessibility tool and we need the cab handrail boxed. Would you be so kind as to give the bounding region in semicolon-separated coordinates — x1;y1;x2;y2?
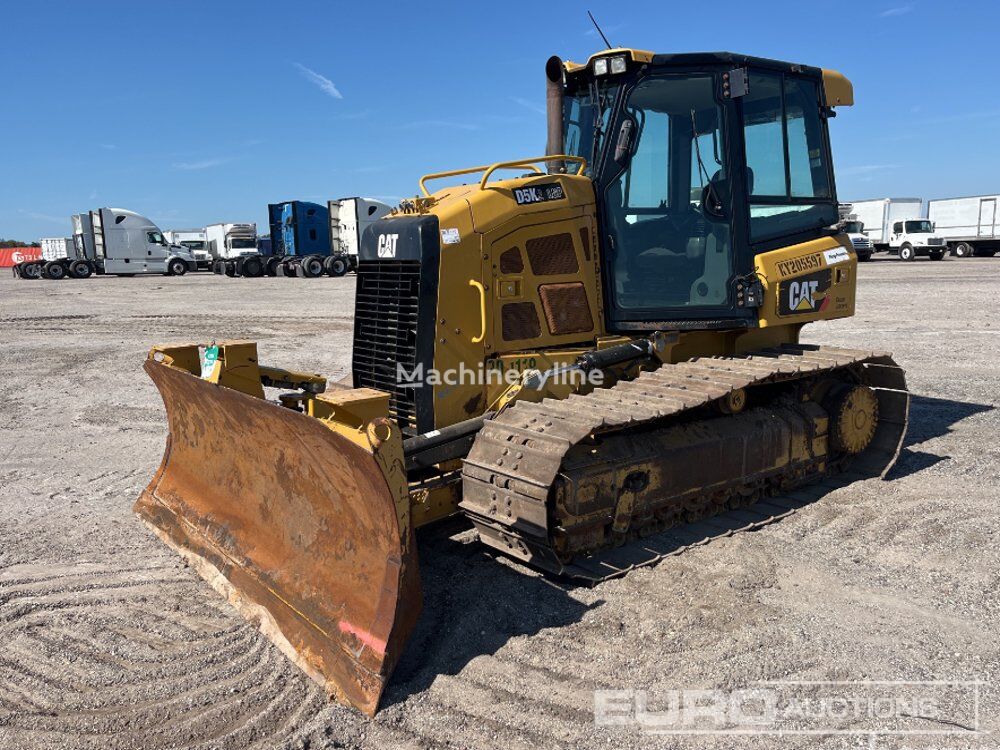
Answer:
418;155;587;197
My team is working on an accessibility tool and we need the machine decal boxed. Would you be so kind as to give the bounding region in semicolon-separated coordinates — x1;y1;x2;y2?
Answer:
377;233;399;258
823;247;850;265
200;345;219;379
441;228;461;245
775;253;823;278
513;183;565;205
778;269;832;315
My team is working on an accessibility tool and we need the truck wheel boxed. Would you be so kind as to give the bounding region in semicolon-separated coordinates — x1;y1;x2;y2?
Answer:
898;243;916;261
242;256;264;278
265;257;281;276
69;260;93;278
856;251;872;262
224;261;238;277
929;249;945;261
213;259;226;274
21;262;43;279
43;261;67;279
324;255;349;277
167;258;188;276
953;242;974;258
281;260;298;277
298;256;324;278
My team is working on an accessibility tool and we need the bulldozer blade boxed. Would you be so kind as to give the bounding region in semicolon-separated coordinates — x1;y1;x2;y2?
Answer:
135;357;421;716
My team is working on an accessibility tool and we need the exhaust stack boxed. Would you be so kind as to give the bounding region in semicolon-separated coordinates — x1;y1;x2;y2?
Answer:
545;56;565;174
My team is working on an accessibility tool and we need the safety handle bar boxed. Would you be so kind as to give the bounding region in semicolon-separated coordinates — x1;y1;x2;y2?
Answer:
418;155;587;197
469;280;487;344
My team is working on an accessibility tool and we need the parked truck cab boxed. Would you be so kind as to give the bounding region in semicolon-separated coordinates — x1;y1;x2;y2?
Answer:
889;218;947;261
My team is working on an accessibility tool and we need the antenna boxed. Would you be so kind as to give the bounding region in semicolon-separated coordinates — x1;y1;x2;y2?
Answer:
587;10;613;49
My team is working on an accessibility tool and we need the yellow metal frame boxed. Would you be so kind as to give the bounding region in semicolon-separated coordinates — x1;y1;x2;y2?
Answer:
419;155;587;196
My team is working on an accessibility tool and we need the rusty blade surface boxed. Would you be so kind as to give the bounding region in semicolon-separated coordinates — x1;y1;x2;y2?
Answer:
135;359;421;716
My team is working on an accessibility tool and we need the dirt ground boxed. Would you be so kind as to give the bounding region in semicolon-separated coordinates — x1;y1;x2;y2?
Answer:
1;257;998;750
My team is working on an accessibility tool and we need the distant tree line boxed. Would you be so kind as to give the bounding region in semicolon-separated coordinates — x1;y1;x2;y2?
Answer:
0;238;36;247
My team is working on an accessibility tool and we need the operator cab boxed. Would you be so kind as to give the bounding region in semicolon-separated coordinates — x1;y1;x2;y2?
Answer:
557;50;846;330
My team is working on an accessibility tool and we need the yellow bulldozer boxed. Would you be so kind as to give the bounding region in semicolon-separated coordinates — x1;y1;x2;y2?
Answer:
135;49;908;715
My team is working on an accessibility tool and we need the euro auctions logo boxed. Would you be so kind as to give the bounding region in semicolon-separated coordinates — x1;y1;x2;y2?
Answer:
595;681;985;738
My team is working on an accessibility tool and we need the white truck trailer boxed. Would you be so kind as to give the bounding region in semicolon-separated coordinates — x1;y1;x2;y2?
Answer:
849;198;947;261
164;229;212;269
927;194;1000;258
326;197;393;276
14;208;197;280
40;237;75;262
836;204;874;261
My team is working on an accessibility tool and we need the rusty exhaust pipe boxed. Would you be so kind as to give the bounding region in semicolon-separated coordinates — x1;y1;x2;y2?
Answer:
545;55;565;174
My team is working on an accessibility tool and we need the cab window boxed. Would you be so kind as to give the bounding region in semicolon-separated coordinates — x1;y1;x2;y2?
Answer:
147;231;165;245
603;74;732;312
743;72;835;242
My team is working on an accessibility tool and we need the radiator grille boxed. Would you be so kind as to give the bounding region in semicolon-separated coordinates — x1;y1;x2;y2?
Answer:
499;247;524;274
501;302;541;341
526;233;579;275
353;259;421;429
539;282;594;335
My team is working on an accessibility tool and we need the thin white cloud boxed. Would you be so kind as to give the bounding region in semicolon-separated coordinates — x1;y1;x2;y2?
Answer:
398;120;479;131
332;109;371;121
879;5;913;16
294;62;343;99
509;96;545;115
100;143;117;150
838;164;899;176
584;21;625;39
172;157;230;170
17;209;66;224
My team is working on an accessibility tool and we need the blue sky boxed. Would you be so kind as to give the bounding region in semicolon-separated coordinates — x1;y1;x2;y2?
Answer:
2;0;997;241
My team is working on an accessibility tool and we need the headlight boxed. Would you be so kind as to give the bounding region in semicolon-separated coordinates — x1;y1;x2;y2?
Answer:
593;58;608;76
610;55;627;74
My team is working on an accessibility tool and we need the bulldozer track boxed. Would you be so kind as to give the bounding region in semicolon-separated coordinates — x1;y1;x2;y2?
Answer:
461;344;909;582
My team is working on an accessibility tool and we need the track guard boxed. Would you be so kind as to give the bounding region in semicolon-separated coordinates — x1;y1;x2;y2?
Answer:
136;355;421;715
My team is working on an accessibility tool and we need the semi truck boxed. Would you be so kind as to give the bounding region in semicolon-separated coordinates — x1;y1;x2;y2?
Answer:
214;199;390;277
850;198;947;261
164;229;212;269
927;194;1000;258
206;223;266;275
14;208;196;279
326;197;392;275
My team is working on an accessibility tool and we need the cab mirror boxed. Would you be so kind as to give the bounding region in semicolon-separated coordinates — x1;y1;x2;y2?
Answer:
614;119;635;165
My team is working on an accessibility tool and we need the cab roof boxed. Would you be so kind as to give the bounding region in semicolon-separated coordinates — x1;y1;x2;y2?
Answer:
564;48;853;106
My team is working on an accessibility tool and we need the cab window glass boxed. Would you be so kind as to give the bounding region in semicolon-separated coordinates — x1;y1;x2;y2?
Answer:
604;74;731;312
743;72;835;241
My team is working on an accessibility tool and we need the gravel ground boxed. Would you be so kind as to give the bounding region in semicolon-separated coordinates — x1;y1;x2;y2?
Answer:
1;257;998;750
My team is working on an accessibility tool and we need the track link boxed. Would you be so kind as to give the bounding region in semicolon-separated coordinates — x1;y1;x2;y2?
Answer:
460;344;909;582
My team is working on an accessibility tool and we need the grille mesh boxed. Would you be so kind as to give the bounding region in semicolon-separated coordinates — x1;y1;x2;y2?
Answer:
501;302;541;341
353;259;421;429
539;283;594;335
526;233;579;275
499;247;524;274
